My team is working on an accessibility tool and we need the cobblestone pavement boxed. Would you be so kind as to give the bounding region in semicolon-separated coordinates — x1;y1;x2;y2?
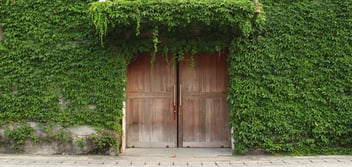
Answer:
0;151;351;167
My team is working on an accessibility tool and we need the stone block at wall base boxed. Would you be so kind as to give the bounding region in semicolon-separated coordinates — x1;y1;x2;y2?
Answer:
0;123;120;155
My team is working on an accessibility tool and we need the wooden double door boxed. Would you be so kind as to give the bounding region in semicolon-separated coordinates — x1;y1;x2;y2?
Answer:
126;53;230;148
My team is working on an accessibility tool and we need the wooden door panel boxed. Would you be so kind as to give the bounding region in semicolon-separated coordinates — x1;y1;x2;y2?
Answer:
127;54;176;148
127;53;230;148
180;53;231;148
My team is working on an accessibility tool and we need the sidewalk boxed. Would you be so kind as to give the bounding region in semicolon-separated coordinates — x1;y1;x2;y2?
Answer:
0;148;351;167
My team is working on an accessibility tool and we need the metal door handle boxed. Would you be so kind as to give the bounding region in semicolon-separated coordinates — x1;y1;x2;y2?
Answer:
173;84;176;120
179;84;182;107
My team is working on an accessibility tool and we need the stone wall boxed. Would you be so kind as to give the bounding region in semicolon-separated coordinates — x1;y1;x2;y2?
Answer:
0;122;119;155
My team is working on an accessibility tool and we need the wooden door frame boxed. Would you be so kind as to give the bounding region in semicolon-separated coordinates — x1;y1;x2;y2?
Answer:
121;53;233;152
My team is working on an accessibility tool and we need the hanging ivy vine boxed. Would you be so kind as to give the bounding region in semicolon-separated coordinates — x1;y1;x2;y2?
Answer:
89;0;264;62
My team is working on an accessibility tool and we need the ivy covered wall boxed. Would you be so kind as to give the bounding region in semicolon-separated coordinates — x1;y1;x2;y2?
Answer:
1;0;351;155
228;0;352;154
0;1;126;131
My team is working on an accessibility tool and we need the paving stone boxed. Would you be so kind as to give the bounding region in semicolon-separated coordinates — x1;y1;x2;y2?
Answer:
293;159;313;164
336;158;352;163
242;160;261;166
253;160;273;166
269;159;289;165
195;161;216;167
320;158;339;163
115;160;132;166
229;161;248;167
1;154;352;167
215;161;233;167
313;158;329;163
